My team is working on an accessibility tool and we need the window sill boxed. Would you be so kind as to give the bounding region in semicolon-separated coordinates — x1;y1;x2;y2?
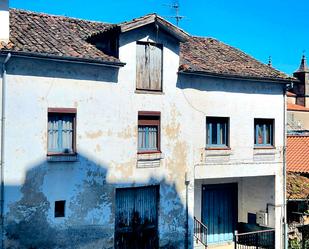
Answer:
137;150;161;155
254;146;275;150
47;152;77;156
47;153;78;162
135;90;164;95
205;147;231;151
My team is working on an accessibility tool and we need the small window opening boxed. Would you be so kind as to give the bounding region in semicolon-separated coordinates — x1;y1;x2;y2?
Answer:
248;213;257;224
55;200;65;218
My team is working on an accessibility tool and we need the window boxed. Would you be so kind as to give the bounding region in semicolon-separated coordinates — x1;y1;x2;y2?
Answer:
206;117;229;148
254;119;274;147
136;41;163;91
248;213;257;224
48;108;76;155
54;200;65;218
138;112;160;153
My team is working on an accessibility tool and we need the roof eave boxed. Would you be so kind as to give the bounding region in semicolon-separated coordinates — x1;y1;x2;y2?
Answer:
120;14;189;42
178;70;297;84
0;50;126;68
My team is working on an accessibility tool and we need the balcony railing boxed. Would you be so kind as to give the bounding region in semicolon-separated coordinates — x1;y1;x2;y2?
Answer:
194;216;208;248
235;229;275;249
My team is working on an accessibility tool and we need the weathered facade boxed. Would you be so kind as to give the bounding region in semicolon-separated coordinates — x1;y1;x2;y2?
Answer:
0;3;294;249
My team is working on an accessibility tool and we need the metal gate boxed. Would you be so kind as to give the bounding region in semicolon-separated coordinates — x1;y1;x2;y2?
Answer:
235;229;275;249
115;185;159;249
202;183;238;244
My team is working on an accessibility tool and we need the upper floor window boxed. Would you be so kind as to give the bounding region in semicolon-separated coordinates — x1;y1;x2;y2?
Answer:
206;117;229;148
136;41;163;91
254;119;274;147
48;108;76;155
138;112;160;153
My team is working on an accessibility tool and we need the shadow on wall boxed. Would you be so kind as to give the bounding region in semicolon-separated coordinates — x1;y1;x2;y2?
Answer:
176;73;284;95
8;57;120;83
5;153;191;249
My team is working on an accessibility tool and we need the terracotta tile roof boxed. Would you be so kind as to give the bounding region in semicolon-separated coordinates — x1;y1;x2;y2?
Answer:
287;91;297;97
0;9;295;81
287;173;309;200
287;135;309;173
287;103;309;112
0;9;120;64
179;36;294;81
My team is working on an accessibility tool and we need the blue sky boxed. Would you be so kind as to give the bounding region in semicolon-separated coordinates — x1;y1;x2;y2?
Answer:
11;0;309;75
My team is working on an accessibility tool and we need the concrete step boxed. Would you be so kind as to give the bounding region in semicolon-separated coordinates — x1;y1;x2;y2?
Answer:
194;240;234;249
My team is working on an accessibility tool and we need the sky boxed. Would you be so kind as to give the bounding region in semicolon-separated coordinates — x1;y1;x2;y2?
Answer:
10;0;309;75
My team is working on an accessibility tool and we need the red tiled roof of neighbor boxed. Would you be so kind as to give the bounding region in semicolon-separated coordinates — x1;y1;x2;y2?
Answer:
287;91;296;97
287;135;309;173
0;9;296;82
287;103;309;112
287;173;309;200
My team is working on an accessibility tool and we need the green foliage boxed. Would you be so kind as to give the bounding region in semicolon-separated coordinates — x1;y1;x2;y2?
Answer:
289;239;309;249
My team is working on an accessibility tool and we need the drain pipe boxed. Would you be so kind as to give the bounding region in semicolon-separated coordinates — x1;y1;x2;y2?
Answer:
185;172;190;249
283;82;291;249
1;52;11;249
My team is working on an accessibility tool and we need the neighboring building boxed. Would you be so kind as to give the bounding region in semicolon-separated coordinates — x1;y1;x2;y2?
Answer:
0;2;294;249
287;56;309;132
286;135;309;245
286;56;309;246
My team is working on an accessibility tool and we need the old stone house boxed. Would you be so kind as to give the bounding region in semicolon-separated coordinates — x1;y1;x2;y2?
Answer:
0;1;295;249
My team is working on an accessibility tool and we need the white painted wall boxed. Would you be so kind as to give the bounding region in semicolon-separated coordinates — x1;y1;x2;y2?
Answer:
1;23;285;249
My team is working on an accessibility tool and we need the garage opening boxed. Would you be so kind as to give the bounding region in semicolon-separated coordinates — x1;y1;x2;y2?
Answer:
115;185;159;249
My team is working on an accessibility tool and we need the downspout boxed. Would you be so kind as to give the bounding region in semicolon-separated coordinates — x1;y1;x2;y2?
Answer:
283;82;290;249
185;172;189;249
1;52;11;249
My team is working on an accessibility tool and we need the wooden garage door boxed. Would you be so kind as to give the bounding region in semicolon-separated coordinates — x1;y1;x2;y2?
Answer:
115;186;159;249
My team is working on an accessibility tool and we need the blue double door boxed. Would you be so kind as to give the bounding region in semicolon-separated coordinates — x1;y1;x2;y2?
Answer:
202;183;237;244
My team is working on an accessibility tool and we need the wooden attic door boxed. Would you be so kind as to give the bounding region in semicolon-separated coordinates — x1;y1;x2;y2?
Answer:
115;186;159;249
136;42;163;91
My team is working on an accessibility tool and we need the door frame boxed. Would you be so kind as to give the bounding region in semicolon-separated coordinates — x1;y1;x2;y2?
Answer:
201;183;238;244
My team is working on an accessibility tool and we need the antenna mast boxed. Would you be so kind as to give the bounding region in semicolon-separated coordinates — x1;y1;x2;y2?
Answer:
164;0;185;26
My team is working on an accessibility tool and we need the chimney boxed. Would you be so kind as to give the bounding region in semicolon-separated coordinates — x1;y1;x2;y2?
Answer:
293;54;309;107
0;0;9;43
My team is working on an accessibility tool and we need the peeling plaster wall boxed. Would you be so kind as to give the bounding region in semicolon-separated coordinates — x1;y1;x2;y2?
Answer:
1;24;284;249
3;25;193;249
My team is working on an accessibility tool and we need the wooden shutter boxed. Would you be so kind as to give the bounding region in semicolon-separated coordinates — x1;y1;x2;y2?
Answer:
136;43;150;90
149;44;162;91
136;42;162;91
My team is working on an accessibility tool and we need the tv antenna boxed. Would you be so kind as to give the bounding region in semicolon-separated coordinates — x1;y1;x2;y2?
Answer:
163;0;186;26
